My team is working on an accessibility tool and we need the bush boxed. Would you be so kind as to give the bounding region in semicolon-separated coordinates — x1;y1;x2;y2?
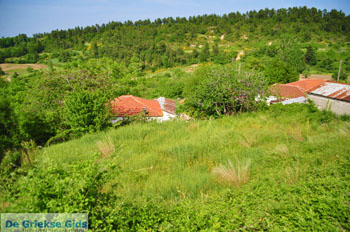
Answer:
2;153;120;231
0;94;19;163
264;59;299;84
184;65;268;118
63;89;111;136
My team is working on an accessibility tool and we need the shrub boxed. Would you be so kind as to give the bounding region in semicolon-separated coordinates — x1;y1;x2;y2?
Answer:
184;65;268;118
264;59;299;84
0;94;19;163
3;153;120;231
63;89;111;137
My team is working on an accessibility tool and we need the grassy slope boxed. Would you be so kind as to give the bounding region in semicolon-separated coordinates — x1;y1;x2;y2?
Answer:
27;104;350;230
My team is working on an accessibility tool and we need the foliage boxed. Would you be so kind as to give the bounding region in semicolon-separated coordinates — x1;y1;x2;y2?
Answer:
332;70;348;81
184;65;267;118
0;81;19;162
1;153;120;231
1;104;349;230
304;45;317;65
264;59;299;84
0;7;349;71
63;89;111;137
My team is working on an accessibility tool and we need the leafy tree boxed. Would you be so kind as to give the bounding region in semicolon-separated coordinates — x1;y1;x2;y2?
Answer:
0;80;19;162
63;89;111;136
305;45;317;65
184;65;267;118
212;43;219;57
199;42;210;62
264;59;298;84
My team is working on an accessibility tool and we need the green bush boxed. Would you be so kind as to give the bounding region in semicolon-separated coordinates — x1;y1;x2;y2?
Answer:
63;89;111;137
264;59;299;84
0;93;19;162
184;65;268;118
2;153;120;231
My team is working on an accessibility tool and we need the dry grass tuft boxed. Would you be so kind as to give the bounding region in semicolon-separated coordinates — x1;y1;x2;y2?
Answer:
286;125;304;142
338;122;350;136
283;163;306;185
97;137;115;158
240;134;259;148
273;144;289;155
212;159;251;187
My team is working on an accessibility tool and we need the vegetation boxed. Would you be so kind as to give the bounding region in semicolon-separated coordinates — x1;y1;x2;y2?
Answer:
184;65;267;118
0;6;350;231
1;104;349;230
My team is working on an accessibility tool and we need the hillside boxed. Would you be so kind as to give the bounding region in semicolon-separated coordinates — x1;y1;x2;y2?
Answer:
1;104;349;230
1;7;350;151
1;6;350;230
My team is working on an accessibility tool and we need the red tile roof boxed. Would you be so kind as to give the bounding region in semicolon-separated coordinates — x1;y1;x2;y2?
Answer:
270;84;306;98
287;79;326;92
110;95;163;117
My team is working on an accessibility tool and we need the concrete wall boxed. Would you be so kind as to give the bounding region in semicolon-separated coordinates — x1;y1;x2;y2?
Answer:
308;94;350;115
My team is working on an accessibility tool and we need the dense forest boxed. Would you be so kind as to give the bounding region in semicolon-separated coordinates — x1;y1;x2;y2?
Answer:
1;7;350;69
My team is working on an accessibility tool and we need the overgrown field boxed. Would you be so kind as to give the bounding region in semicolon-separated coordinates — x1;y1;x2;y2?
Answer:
1;104;350;231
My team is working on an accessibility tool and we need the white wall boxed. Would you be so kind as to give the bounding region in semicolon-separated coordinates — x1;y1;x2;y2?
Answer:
111;111;176;124
308;94;350;115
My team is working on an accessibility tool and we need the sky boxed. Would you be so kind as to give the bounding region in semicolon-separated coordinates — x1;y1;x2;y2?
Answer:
0;0;349;37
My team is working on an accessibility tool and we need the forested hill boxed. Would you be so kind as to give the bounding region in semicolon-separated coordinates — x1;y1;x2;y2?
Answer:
0;7;349;69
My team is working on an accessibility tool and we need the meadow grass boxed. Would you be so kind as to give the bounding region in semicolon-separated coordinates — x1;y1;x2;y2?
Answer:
3;104;349;230
35;105;350;203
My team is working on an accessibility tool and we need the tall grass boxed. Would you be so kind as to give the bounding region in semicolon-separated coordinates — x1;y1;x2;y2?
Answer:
212;159;251;187
33;105;350;202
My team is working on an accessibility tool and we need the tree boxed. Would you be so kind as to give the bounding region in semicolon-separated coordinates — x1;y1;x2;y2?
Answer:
278;36;306;73
0;80;19;162
199;42;210;62
305;45;317;65
264;59;298;84
212;43;219;57
63;89;111;136
184;65;267;118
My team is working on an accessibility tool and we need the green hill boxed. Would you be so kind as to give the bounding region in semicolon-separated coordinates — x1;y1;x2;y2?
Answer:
1;104;349;230
1;7;350;230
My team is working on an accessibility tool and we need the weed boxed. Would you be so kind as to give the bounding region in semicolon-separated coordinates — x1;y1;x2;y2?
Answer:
283;162;306;185
273;144;289;155
212;159;251;187
96;136;115;158
240;134;260;147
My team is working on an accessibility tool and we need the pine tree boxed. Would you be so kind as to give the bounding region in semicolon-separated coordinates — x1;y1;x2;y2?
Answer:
304;45;316;65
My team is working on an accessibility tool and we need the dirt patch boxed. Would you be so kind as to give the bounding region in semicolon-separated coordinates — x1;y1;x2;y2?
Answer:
0;63;47;72
299;74;333;80
236;51;244;61
220;34;225;40
185;64;199;73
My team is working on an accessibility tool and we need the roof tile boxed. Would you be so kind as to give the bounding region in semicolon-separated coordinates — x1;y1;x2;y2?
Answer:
110;95;163;117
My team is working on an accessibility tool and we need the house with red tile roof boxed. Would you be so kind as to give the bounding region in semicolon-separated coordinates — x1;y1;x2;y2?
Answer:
109;95;176;123
269;79;350;115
